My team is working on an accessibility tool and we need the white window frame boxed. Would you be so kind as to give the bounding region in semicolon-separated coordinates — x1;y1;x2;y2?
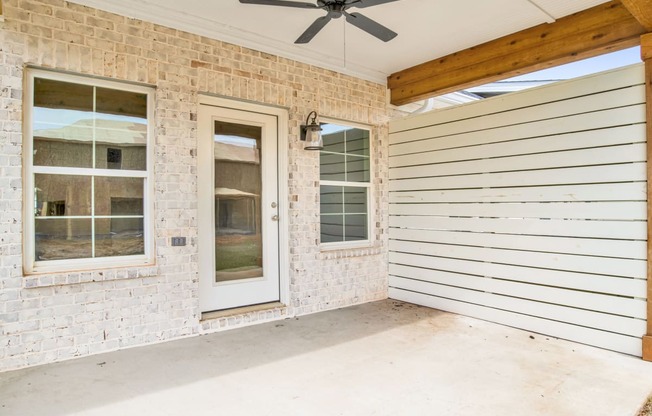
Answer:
319;118;373;250
23;69;155;274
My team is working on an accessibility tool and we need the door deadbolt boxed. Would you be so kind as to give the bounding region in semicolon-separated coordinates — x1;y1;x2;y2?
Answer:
271;202;277;208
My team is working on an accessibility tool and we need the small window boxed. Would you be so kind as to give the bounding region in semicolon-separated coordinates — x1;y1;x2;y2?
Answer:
319;123;371;246
25;69;153;273
107;148;122;169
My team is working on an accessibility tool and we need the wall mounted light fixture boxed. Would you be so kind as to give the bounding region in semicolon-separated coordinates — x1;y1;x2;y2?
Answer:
300;111;323;150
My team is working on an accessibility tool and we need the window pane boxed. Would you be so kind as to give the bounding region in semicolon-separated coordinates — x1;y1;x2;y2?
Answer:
35;174;92;217
33;135;93;168
29;74;152;268
94;140;147;171
322;129;345;153
96;88;147;119
319;124;370;184
320;153;346;181
318;121;371;245
34;78;94;111
95;218;144;258
95;88;148;171
343;187;367;214
35;218;92;261
346;129;370;156
320;214;344;243
345;214;368;241
320;185;343;214
33;78;94;168
346;156;370;182
94;177;144;216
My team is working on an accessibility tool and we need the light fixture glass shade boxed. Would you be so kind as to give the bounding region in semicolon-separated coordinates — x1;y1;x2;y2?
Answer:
303;123;323;150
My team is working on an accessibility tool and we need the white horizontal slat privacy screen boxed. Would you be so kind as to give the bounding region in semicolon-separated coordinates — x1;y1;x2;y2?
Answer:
388;64;648;356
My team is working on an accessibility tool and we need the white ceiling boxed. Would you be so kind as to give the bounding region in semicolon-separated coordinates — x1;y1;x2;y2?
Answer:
70;0;611;84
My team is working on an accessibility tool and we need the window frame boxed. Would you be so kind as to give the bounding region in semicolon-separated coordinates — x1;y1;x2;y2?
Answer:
23;69;156;275
318;118;373;250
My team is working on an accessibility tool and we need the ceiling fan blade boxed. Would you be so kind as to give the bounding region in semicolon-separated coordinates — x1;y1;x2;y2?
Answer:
343;12;397;42
345;0;399;8
295;15;332;44
239;0;318;9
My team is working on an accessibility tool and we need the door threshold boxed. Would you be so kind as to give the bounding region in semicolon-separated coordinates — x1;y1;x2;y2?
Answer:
201;301;286;321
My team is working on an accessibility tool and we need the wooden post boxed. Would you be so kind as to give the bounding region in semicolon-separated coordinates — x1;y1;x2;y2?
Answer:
644;32;652;362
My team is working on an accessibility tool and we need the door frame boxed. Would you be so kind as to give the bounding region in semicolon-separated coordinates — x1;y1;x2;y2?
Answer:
197;95;290;310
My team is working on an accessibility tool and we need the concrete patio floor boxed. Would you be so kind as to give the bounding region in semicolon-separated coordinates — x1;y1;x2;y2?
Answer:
2;300;652;416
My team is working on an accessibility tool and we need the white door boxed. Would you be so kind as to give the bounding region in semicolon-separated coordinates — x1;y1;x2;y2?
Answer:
198;103;280;312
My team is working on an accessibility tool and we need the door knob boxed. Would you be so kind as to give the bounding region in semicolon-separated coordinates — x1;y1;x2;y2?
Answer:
272;215;279;221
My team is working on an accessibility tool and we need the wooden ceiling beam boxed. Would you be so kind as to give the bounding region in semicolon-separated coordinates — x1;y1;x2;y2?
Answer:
621;0;652;30
388;1;647;106
643;31;652;60
641;32;652;362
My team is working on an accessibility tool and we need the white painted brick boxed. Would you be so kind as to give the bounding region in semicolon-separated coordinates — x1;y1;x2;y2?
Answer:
0;0;389;372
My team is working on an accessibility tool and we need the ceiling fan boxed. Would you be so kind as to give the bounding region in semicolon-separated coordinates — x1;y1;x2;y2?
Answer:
239;0;399;44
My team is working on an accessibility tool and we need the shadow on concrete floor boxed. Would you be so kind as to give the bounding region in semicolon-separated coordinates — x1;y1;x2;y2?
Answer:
1;300;652;416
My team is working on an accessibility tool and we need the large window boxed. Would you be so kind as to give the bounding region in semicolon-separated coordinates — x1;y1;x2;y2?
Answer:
319;123;371;246
24;70;154;273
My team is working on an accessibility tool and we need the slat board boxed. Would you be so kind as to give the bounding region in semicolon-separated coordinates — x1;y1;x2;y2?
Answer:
388;64;648;357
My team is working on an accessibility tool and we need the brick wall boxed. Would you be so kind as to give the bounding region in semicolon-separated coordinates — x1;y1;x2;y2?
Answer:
0;0;390;371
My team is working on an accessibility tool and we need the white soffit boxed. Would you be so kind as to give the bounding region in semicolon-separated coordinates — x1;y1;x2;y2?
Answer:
68;0;611;85
532;0;612;18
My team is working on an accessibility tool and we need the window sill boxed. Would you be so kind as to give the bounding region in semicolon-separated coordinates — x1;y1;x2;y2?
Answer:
319;244;382;260
23;264;159;288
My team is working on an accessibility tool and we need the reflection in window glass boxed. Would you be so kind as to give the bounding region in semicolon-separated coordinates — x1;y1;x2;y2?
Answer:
94;218;144;258
35;218;92;261
346;156;370;182
319;186;369;243
319;123;371;245
320;214;344;243
320;153;346;181
28;72;151;269
32;78;147;171
214;121;264;283
344;214;368;241
33;79;94;168
94;177;144;216
35;174;92;217
320;185;343;214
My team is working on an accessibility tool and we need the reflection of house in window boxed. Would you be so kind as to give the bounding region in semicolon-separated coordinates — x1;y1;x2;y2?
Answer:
110;197;143;234
214;124;261;237
40;200;66;216
107;148;122;169
215;188;258;235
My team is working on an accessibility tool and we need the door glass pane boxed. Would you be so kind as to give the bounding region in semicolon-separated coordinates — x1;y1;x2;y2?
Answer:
214;121;263;283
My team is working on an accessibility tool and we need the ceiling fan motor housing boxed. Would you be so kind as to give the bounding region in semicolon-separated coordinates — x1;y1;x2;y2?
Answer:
319;1;346;18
